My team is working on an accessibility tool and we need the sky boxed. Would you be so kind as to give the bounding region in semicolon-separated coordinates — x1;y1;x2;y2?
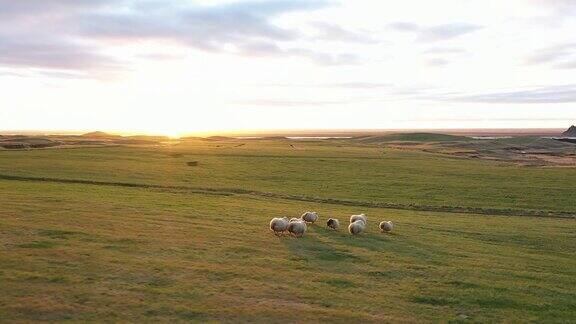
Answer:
0;0;575;136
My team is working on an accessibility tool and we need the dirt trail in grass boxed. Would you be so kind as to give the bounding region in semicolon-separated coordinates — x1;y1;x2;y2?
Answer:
1;173;574;219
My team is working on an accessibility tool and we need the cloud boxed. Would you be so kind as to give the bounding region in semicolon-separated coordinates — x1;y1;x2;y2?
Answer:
320;82;393;89
0;70;26;78
285;49;361;65
0;35;121;71
217;40;360;65
79;0;356;65
388;22;482;42
423;47;468;55
251;82;438;101
311;22;378;43
0;0;352;73
0;0;115;17
526;42;576;69
79;1;314;45
417;23;482;42
523;0;576;26
252;82;394;89
234;98;354;107
447;85;576;103
421;47;469;67
0;0;122;71
0;1;127;72
387;22;420;32
530;0;576;15
554;60;576;69
136;53;187;61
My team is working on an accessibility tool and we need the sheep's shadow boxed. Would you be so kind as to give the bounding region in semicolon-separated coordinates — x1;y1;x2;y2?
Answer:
279;224;368;272
313;224;391;254
312;224;450;264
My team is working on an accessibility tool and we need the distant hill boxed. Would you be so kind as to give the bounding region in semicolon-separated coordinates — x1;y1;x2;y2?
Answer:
354;132;470;143
81;131;120;138
562;125;576;137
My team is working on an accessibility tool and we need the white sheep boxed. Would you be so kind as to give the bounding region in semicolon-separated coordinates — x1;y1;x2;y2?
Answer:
348;220;366;235
288;219;307;238
379;221;394;233
301;211;318;224
350;213;367;224
269;217;289;235
326;218;340;230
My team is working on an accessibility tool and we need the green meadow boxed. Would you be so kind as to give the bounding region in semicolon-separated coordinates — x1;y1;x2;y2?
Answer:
1;139;575;213
1;139;575;322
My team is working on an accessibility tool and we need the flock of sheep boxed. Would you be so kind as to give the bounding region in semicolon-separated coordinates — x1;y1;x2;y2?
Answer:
269;211;394;238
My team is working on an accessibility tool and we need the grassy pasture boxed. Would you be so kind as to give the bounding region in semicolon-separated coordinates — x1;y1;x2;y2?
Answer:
0;139;575;322
1;181;575;322
0;139;575;213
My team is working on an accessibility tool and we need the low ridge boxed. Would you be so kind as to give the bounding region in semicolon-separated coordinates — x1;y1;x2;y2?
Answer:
81;131;119;138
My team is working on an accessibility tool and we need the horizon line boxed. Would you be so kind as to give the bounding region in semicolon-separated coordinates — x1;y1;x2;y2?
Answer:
0;127;570;137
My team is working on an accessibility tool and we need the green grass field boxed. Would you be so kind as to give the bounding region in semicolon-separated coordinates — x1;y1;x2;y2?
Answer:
1;139;575;322
1;139;575;213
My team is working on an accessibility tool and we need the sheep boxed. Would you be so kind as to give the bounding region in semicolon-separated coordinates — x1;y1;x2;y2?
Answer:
287;219;307;238
326;218;340;230
379;221;394;233
269;217;289;235
350;213;367;224
301;211;318;224
348;220;366;235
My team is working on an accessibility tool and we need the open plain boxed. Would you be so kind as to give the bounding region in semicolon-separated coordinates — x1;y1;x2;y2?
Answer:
1;134;575;322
